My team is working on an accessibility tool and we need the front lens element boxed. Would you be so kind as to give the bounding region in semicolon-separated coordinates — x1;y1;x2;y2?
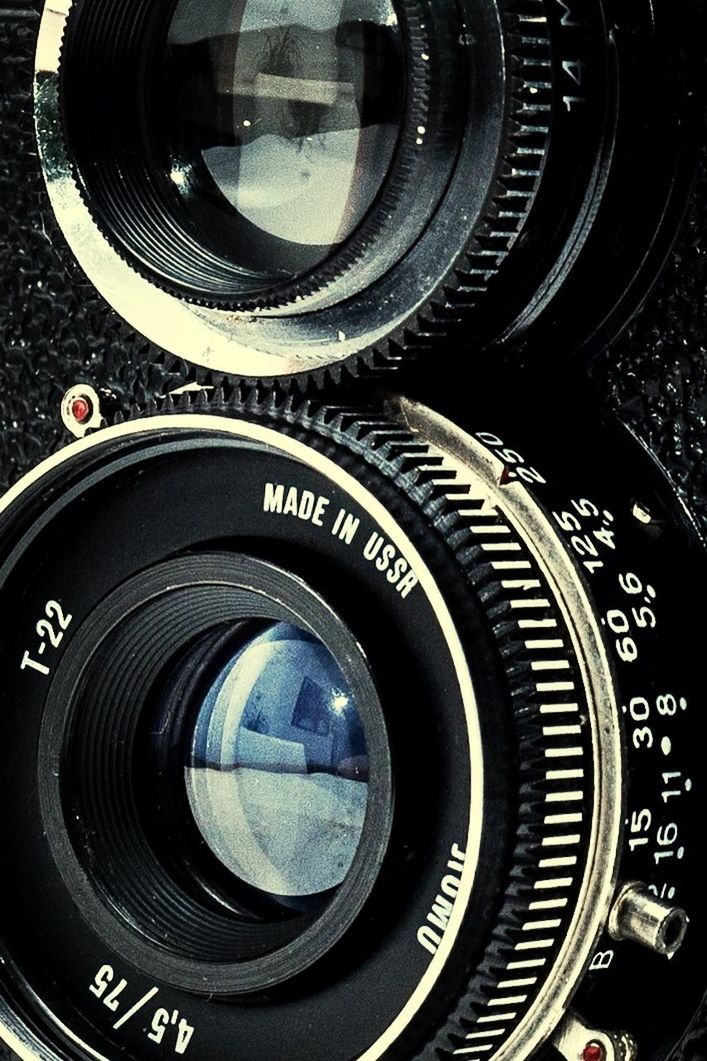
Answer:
163;0;404;287
186;622;368;899
30;552;393;995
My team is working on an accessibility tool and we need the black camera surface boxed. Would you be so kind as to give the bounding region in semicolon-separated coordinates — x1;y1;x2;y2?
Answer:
1;3;706;1061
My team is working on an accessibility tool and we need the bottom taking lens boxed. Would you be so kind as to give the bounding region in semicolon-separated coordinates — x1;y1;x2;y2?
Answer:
185;622;368;900
2;408;706;1060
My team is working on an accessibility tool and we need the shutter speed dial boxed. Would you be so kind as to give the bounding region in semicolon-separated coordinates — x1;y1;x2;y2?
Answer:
0;387;704;1061
372;394;705;1061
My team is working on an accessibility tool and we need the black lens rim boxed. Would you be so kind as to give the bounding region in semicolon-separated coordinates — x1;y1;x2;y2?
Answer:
40;553;393;994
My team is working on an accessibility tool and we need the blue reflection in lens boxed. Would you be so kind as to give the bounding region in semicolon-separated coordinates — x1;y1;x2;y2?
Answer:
186;623;368;898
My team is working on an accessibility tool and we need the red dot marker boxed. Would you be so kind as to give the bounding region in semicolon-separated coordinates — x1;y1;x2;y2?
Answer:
583;1042;605;1061
71;396;92;424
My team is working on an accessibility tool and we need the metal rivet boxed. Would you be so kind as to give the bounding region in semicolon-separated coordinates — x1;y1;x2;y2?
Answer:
61;384;104;438
554;1011;637;1061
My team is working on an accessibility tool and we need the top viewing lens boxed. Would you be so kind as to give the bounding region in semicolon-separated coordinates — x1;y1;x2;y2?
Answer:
163;0;404;290
48;0;698;378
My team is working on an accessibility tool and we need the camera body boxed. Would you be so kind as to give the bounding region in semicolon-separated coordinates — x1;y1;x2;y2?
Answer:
1;4;706;1061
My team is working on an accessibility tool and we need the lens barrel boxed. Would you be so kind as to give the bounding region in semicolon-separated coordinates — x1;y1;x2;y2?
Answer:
42;554;392;992
36;0;702;381
0;391;705;1061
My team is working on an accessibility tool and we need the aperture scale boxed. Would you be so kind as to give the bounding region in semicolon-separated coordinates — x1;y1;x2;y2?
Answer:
397;396;704;1061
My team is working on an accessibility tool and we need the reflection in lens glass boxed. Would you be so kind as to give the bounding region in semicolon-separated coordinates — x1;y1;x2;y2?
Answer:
186;623;369;899
164;0;404;284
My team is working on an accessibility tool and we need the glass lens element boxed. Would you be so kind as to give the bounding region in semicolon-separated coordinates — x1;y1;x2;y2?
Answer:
187;623;369;899
164;0;404;286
